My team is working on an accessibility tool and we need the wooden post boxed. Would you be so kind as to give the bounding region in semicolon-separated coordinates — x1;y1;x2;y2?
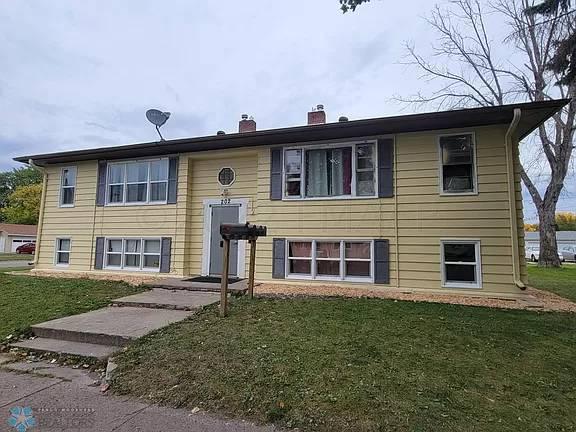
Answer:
220;238;230;317
248;238;257;299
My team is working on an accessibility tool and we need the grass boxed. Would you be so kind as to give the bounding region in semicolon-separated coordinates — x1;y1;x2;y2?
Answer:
0;253;34;261
0;267;32;274
113;297;576;431
0;273;146;339
528;263;576;302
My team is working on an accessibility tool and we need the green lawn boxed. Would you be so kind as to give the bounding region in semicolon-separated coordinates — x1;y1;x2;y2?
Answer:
0;273;146;339
113;297;576;431
0;253;34;261
528;264;576;302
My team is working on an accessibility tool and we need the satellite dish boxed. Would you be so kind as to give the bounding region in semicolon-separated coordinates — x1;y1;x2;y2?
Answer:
146;109;171;141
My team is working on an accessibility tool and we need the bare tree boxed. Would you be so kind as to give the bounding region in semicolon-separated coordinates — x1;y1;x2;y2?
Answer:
397;0;575;267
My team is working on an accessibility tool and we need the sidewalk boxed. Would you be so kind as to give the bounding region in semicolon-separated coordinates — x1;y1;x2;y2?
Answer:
0;261;32;269
0;363;277;432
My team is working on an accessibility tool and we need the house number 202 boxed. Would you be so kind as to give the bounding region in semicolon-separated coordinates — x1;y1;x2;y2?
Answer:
221;198;231;205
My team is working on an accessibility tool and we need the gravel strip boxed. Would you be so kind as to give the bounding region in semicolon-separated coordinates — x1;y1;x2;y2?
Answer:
24;270;162;286
256;283;576;313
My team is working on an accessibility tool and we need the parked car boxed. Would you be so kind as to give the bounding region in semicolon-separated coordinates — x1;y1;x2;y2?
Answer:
560;245;576;262
525;246;564;262
16;242;36;254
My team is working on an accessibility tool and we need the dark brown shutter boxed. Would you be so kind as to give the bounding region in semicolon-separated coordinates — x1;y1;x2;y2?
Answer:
160;237;172;273
167;157;179;204
96;161;107;206
270;148;283;200
378;138;394;198
94;237;105;270
272;238;286;279
374;239;390;284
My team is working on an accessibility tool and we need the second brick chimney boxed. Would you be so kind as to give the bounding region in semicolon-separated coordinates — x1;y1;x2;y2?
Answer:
239;114;256;133
308;104;326;125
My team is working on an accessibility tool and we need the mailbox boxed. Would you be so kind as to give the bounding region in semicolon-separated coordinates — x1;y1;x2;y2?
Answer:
220;223;267;241
219;222;267;317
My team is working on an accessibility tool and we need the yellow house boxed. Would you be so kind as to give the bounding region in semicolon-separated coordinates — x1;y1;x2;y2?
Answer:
14;100;568;296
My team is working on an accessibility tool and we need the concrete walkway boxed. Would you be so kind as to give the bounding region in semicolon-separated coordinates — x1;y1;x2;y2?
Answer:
0;260;32;269
0;362;277;432
12;290;221;360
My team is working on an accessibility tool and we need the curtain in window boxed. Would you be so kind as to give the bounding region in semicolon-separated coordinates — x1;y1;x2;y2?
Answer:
290;242;311;257
330;149;352;196
306;151;329;197
306;148;352;197
346;242;370;259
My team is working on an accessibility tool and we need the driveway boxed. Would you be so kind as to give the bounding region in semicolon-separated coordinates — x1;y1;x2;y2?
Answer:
0;362;277;432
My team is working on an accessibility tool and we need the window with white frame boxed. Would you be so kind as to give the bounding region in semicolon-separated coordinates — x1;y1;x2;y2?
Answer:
59;167;77;206
439;134;476;194
284;142;376;199
287;239;372;280
105;238;161;271
107;159;169;205
55;238;71;266
441;240;482;288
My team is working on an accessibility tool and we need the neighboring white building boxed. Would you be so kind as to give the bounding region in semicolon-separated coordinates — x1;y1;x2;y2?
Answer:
0;223;37;253
525;231;576;250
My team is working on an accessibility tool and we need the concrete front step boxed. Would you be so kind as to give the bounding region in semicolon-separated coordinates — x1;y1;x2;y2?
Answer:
112;288;220;311
30;307;193;347
145;278;248;295
11;338;119;361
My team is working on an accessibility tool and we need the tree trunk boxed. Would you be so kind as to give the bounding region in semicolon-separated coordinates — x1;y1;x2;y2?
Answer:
537;201;561;267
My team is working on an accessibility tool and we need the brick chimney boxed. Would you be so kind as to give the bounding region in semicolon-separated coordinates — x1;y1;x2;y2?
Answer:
308;104;326;125
239;114;256;133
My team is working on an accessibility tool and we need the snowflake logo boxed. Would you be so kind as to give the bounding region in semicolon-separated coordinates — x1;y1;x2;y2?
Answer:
7;406;36;432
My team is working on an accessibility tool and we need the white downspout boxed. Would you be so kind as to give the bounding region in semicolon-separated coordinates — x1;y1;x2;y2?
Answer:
28;159;47;267
504;109;526;289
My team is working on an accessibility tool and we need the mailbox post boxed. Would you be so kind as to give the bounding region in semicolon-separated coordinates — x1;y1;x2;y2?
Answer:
219;222;267;317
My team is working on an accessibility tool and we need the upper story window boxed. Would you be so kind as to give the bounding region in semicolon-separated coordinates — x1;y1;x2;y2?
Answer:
284;142;376;199
439;134;476;194
107;159;169;205
59;167;77;207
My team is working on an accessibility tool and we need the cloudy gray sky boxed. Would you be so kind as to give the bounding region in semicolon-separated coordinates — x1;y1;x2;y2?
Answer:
0;0;573;221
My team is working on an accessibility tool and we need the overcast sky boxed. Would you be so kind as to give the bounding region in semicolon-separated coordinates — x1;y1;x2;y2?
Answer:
0;0;573;221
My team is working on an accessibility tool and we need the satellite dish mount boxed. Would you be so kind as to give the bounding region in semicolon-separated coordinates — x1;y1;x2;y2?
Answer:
146;109;171;141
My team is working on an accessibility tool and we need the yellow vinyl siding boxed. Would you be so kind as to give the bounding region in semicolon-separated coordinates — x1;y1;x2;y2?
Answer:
253;145;398;285
183;152;258;277
37;162;98;271
395;126;518;293
37;158;187;274
35;124;525;295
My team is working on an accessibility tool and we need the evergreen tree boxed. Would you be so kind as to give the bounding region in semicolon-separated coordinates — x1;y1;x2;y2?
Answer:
525;0;575;85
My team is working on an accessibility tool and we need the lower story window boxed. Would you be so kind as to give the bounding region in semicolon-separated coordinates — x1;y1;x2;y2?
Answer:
55;238;71;266
105;238;161;271
441;240;482;288
287;239;372;281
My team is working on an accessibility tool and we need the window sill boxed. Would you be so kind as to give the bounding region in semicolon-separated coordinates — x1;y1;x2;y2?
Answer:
439;191;478;196
58;204;75;208
54;264;70;268
442;282;482;289
282;195;379;202
103;266;160;273
104;201;170;207
286;274;374;283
